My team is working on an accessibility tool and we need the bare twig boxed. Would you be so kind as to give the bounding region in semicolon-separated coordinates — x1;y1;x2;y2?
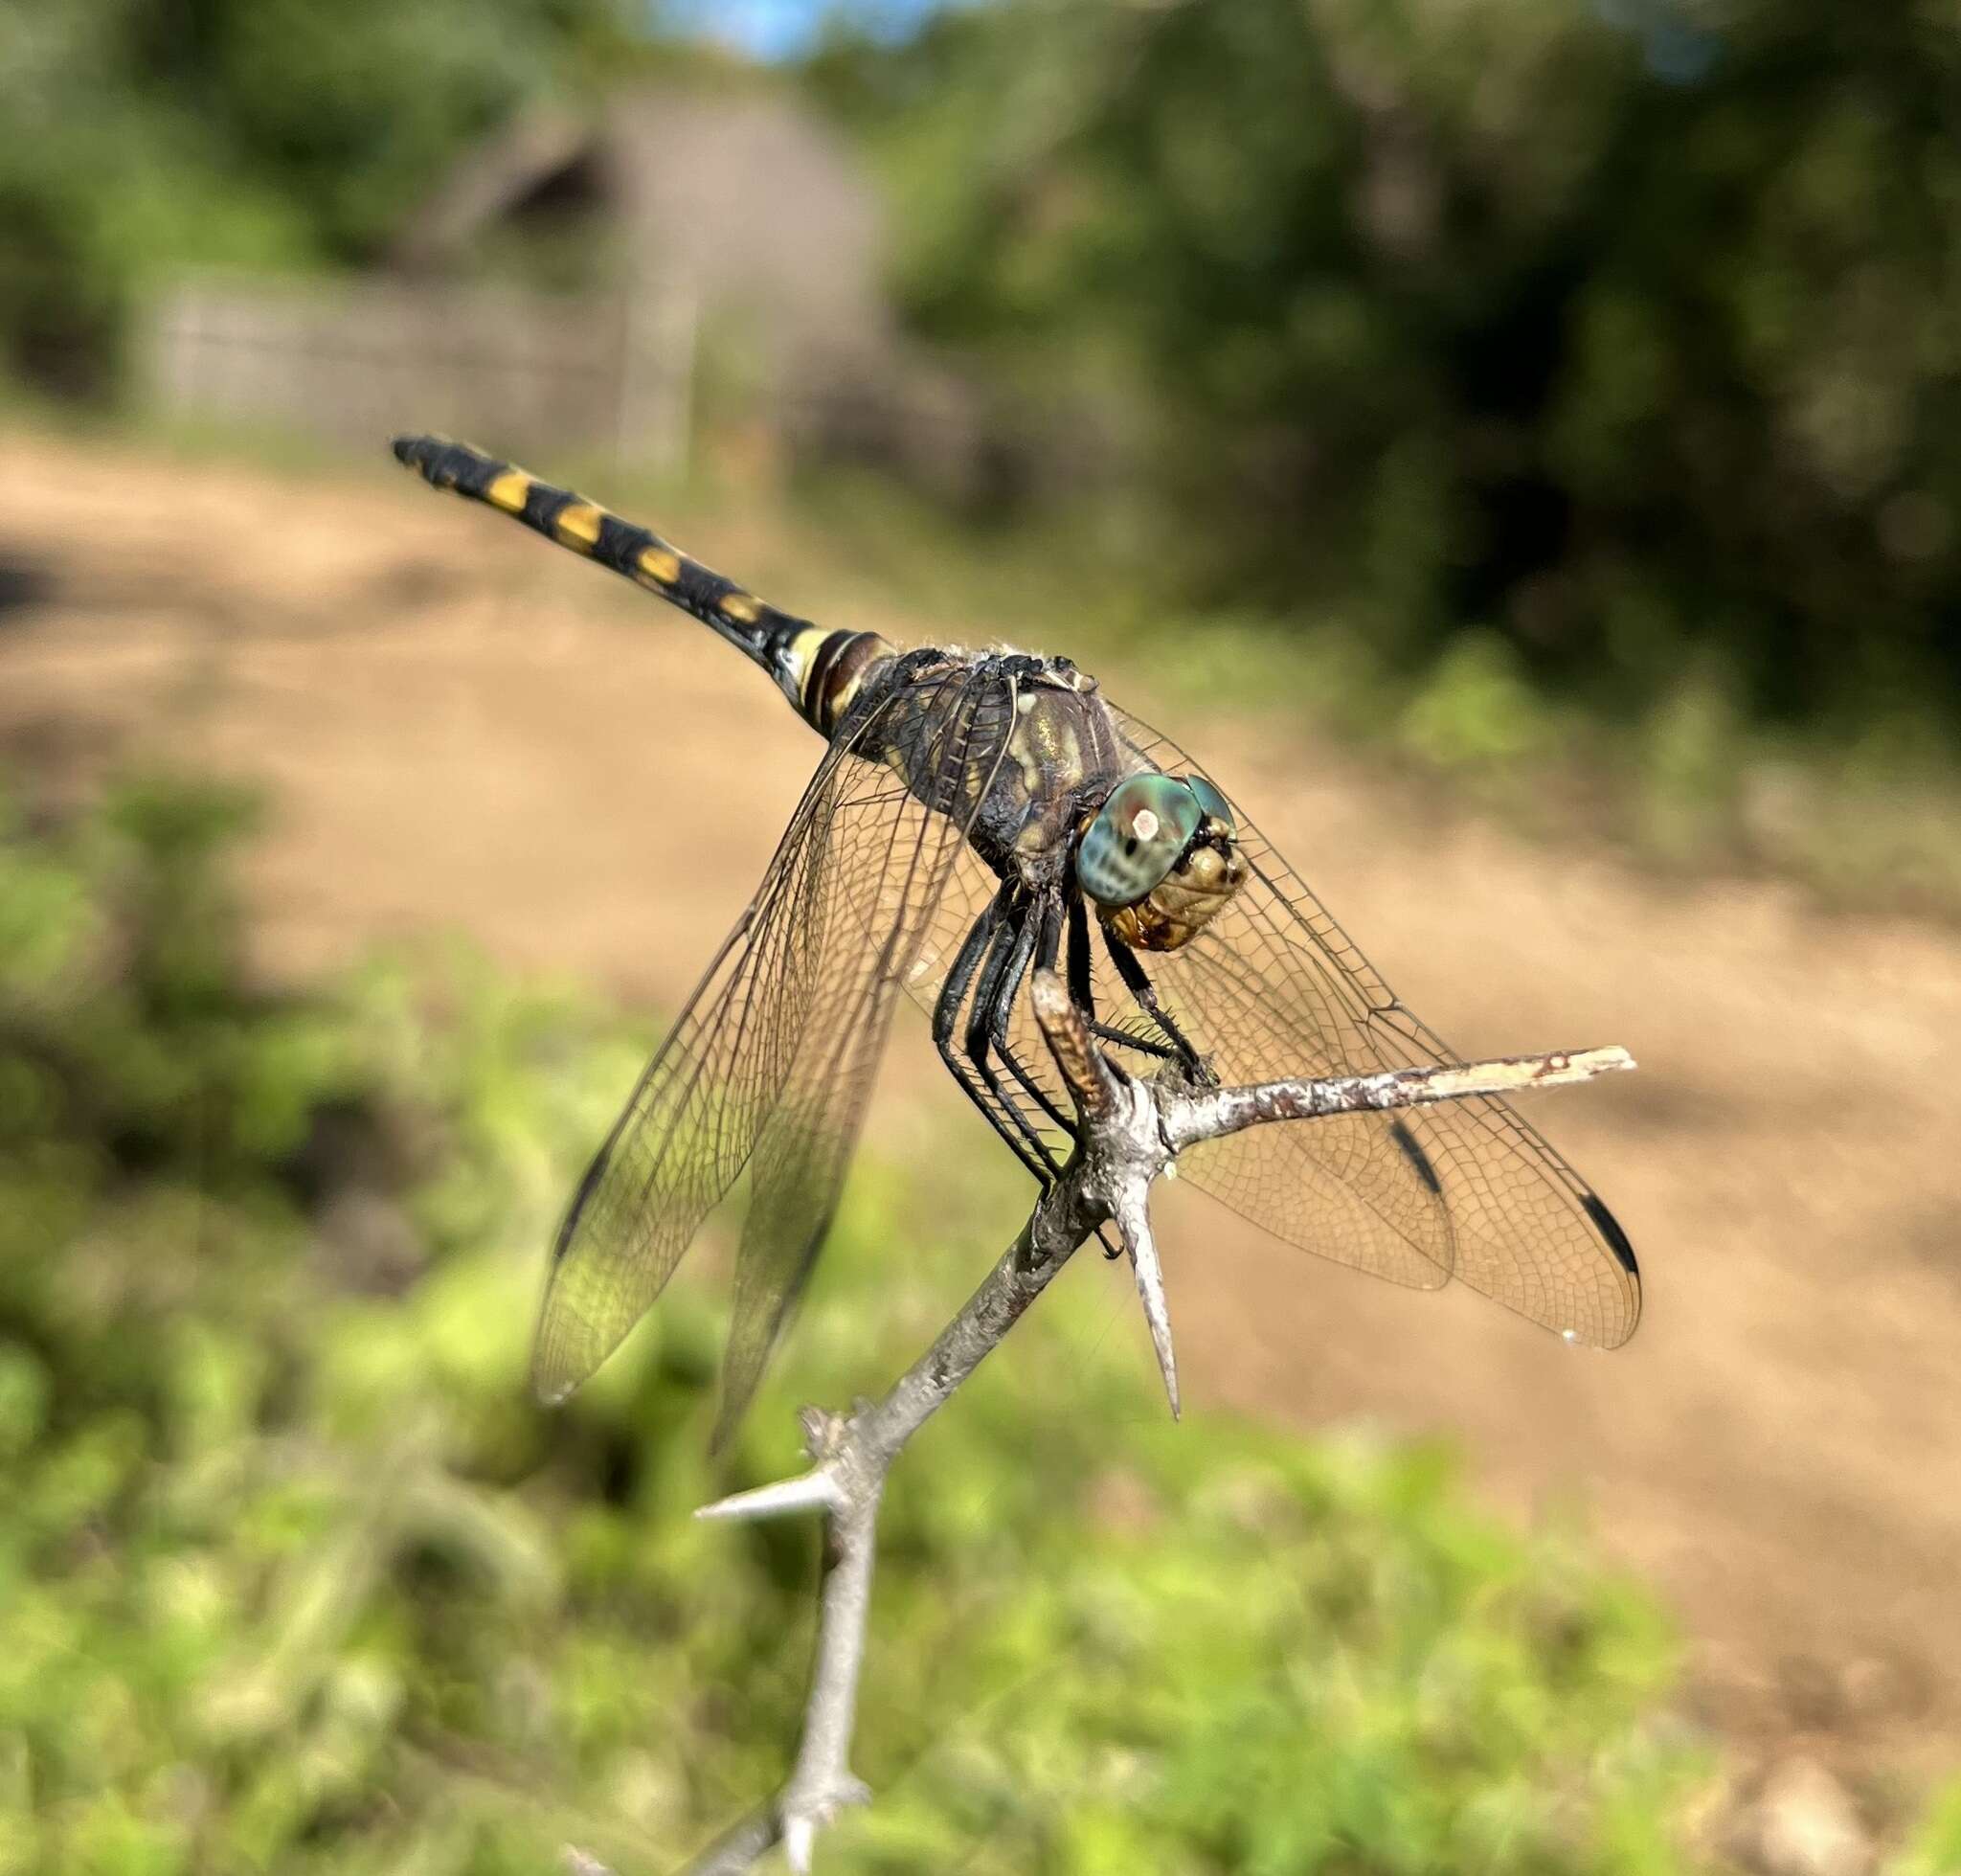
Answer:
564;981;1633;1875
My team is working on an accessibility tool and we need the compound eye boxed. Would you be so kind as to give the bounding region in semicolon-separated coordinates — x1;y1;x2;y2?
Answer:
1076;774;1202;908
1184;775;1234;832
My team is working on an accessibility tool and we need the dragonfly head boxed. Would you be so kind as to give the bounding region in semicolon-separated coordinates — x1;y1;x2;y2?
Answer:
1075;772;1248;952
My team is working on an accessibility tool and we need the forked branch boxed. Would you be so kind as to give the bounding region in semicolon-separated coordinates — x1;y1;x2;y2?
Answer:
570;978;1634;1875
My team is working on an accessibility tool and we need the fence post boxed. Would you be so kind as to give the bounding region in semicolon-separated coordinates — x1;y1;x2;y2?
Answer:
615;271;697;480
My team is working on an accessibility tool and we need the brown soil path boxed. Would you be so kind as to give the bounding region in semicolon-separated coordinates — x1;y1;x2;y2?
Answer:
4;431;1957;1803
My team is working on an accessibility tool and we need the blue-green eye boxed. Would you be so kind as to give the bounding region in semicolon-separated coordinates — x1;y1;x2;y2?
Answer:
1076;774;1202;908
1185;775;1233;830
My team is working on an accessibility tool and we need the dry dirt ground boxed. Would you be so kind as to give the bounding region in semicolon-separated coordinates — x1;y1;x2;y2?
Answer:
4;430;1958;1820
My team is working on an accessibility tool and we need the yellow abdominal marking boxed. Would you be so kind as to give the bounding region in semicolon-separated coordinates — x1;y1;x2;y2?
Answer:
485;471;531;514
719;591;761;624
553;502;603;550
832;669;869;715
784;625;828;699
637;545;682;586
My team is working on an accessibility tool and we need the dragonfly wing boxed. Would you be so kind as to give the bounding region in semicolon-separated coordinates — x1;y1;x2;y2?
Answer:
881;824;1457;1290
884;811;1458;1290
533;666;1014;1407
1105;707;1641;1347
713;668;1016;1439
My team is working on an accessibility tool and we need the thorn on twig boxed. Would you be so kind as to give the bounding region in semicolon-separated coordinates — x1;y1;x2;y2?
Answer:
1116;1195;1180;1418
694;1470;843;1523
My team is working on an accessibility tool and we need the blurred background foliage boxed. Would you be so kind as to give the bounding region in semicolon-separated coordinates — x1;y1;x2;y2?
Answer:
0;0;628;395
6;0;1960;905
817;0;1961;750
6;0;1961;1865
0;774;1776;1871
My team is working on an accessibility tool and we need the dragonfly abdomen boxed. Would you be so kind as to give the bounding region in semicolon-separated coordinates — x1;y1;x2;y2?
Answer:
392;435;892;735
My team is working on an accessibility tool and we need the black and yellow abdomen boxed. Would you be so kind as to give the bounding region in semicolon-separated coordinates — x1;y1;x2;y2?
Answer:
392;436;891;736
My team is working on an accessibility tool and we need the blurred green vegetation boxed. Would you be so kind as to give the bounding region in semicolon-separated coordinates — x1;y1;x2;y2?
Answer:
0;0;629;396
811;0;1961;757
763;460;1961;918
0;774;1754;1871
1900;1783;1961;1876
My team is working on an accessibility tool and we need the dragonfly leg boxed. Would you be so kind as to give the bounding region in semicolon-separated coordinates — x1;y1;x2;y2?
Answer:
1065;889;1179;1059
963;896;1069;1180
984;892;1078;1141
933;882;1056;1187
1017;890;1129;1261
1101;925;1211;1080
1066;889;1096;1013
932;880;1008;1051
1088;1020;1181;1059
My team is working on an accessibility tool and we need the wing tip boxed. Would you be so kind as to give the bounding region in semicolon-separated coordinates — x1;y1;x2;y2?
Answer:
529;1306;589;1405
1581;1191;1639;1279
1571;1190;1642;1349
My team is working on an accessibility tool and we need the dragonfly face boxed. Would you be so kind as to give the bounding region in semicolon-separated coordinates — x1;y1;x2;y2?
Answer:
1076;771;1250;952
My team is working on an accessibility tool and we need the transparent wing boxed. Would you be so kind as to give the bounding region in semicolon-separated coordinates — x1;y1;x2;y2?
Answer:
887;832;1460;1296
1107;706;1640;1347
533;666;1014;1409
713;670;1015;1438
883;704;1637;1347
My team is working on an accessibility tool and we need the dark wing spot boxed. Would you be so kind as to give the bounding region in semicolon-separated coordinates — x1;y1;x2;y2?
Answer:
550;1143;614;1272
1388;1119;1444;1195
1582;1193;1639;1277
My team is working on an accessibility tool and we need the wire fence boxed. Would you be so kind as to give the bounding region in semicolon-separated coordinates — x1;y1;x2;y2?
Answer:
139;268;1117;508
146;271;698;475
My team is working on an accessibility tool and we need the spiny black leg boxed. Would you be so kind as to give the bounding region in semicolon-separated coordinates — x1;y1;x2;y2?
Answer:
1079;1015;1180;1060
1064;889;1179;1059
1101;925;1209;1079
1036;886;1062;973
986;891;1075;1141
964;895;1066;1182
1033;893;1134;1262
1090;1022;1180;1058
1053;910;1177;1065
965;897;1066;1179
1066;889;1095;1016
933;880;1007;1062
934;884;1052;1187
961;896;1019;1066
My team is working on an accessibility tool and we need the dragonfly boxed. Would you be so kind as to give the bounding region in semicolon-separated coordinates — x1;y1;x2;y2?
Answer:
394;435;1639;1436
